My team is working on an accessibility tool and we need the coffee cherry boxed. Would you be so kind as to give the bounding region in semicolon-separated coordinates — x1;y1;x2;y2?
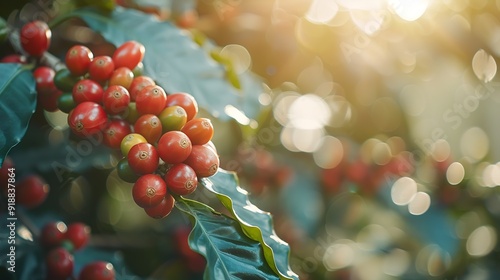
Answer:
103;120;131;149
102;85;130;114
132;174;167;208
112;41;145;70
134;114;162;143
120;133;147;156
127;143;159;175
129;76;155;101
54;68;80;93
116;158;140;183
1;54;27;63
72;79;104;104
65;45;93;76
89;56;115;83
158;131;192;164
17;175;49;208
78;261;116;280
184;145;219;178
33;66;62;112
66;222;91;250
181;118;214;145
109;67;134;89
20;21;51;57
158;105;187;132
40;221;67;248
68;102;108;138
165;163;198;195
144;194;175;219
136;85;167;115
204;141;217;154
57;93;76;114
165;92;198;121
45;247;74;280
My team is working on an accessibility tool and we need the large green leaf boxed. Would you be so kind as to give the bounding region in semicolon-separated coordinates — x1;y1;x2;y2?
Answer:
0;63;36;167
175;198;280;280
72;7;262;120
201;170;299;280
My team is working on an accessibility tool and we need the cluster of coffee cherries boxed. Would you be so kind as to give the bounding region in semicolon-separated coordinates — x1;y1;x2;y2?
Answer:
40;221;115;280
40;41;220;219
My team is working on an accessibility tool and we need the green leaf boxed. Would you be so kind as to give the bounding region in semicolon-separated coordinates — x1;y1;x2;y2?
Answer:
201;170;299;280
175;198;281;280
74;0;115;13
0;63;37;166
72;7;262;120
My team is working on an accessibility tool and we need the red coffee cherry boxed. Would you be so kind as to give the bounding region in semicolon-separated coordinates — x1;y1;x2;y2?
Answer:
132;174;167;208
134;114;162;143
181;118;214;145
78;261;116;280
102;85;130;114
184;145;219;178
20;21;51;57
88;56;115;83
112;41;145;70
165;92;198;121
157;131;192;164
45;247;74;280
127;142;159;175
164;163;198;195
129;76;155;101
135;85;167;115
72;79;104;104
65;222;91;250
40;221;67;249
17;175;49;209
103;120;131;149
144;194;175;219
68;102;108;138
33;66;62;112
1;54;27;63
65;45;93;76
109;67;134;89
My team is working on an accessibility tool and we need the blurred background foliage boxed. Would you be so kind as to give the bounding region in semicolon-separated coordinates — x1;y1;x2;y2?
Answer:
3;0;500;279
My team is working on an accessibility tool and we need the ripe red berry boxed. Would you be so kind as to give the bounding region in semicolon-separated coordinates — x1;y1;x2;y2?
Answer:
136;85;167;115
144;194;175;219
165;163;198;195
33;66;56;94
65;45;93;76
134;114;162;143
17;175;49;208
78;261;116;280
129;76;155;101
72;79;104;104
0;54;27;63
132;174;167;208
65;222;91;250
20;21;51;57
109;67;134;89
165;92;198;121
181;118;214;145
88;55;115;83
157;131;192;164
184;145;219;178
102;85;130;114
112;41;145;70
40;221;67;248
127;143;159;175
46;247;74;280
68;102;108;138
103;120;131;149
33;66;63;112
